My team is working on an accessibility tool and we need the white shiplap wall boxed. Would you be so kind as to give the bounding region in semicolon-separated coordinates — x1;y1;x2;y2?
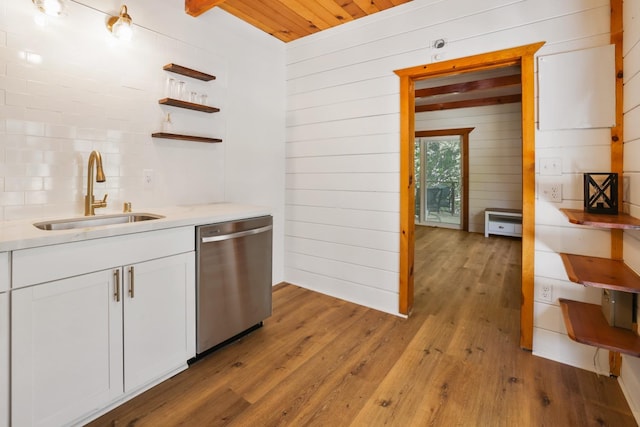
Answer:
416;103;523;233
620;0;640;422
285;0;615;372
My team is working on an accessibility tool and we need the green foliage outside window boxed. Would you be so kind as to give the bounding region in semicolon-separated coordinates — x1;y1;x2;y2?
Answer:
415;137;462;220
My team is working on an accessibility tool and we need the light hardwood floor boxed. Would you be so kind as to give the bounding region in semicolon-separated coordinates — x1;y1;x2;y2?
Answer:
88;226;637;426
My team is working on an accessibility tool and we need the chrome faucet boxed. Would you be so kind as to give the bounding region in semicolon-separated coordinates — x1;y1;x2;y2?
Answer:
84;150;108;216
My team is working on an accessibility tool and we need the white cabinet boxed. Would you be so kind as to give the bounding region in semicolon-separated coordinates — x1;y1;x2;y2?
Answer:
0;292;9;427
12;270;122;427
484;208;523;238
123;253;195;392
1;252;9;427
11;228;195;427
0;252;8;293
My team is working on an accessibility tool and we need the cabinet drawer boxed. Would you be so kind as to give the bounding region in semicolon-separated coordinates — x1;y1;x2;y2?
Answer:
12;227;194;288
489;221;516;233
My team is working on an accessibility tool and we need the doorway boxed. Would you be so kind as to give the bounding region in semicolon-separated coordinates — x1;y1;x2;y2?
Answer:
415;128;472;231
416;136;462;228
394;42;543;349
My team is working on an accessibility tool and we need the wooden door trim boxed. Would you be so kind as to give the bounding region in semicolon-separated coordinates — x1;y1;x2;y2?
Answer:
609;0;623;377
415;128;473;232
395;42;544;350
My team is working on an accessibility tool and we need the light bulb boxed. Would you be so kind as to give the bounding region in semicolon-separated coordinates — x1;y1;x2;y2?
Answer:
107;5;133;41
112;20;132;41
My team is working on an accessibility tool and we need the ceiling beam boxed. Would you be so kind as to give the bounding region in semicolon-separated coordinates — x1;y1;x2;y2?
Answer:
415;94;522;112
415;74;521;98
185;0;227;17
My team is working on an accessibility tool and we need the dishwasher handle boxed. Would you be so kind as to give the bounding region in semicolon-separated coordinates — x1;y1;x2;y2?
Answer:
201;224;272;244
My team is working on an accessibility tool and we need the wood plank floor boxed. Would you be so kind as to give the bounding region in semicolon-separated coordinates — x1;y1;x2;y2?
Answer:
88;227;637;426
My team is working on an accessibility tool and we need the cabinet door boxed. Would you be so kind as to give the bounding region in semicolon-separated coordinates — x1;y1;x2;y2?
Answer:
12;270;123;427
123;252;195;392
0;293;8;427
0;252;8;292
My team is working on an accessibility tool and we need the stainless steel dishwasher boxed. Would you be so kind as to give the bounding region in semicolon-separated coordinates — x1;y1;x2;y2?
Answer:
196;215;273;355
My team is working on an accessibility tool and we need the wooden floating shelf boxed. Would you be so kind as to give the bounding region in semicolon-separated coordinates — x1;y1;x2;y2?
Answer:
559;298;640;357
151;133;222;144
163;63;216;81
560;253;640;293
158;98;220;113
560;208;640;229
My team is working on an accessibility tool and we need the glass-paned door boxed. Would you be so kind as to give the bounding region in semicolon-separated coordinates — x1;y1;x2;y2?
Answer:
415;136;462;229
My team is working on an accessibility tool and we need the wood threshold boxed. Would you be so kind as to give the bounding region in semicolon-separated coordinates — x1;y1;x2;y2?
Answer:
559;298;640;357
159;98;220;113
560;253;640;293
560;208;640;229
151;133;222;143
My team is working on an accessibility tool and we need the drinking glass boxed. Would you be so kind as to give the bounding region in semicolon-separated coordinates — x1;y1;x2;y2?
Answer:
166;78;176;98
177;81;186;100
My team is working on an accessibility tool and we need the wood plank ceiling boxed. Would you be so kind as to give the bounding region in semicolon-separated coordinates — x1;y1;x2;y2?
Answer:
185;0;413;42
414;66;522;112
184;1;521;111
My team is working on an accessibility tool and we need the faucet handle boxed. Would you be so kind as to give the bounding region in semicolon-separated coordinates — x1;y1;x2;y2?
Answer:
96;194;108;208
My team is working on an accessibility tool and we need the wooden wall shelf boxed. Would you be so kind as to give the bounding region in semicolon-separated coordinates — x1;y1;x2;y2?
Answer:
151;133;222;144
158;98;220;113
156;64;220;144
163;63;216;81
560;208;640;229
559;299;640;357
560;253;640;293
559;209;640;359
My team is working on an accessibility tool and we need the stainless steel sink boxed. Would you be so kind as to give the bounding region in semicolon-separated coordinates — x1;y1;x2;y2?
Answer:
33;213;165;231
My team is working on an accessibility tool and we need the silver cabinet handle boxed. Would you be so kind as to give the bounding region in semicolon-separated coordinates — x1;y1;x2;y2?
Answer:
201;225;272;243
114;269;120;302
128;266;135;298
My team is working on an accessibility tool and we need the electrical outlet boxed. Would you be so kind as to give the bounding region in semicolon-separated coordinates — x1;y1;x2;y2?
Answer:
143;169;154;188
540;284;553;302
540;183;562;203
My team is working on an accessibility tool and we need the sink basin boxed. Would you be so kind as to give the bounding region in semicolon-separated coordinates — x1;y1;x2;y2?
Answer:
33;213;165;231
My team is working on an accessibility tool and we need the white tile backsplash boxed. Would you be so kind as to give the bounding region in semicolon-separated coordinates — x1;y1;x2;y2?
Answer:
0;0;251;221
5;177;43;192
0;191;23;206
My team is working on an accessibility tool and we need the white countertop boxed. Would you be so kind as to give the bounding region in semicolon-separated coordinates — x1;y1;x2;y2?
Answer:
0;203;271;252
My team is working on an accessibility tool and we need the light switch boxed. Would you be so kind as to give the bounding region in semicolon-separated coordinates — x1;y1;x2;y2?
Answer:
540;158;562;176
